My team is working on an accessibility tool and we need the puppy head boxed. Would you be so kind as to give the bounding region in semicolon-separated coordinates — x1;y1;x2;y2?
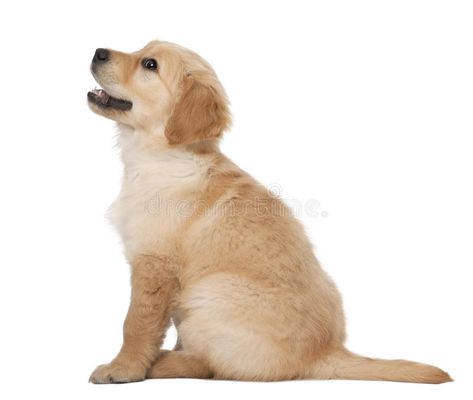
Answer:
88;40;231;145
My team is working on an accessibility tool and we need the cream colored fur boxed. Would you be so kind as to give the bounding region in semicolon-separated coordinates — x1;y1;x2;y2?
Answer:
87;40;452;384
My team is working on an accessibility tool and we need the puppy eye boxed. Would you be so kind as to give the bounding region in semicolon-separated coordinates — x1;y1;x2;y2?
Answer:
142;58;158;70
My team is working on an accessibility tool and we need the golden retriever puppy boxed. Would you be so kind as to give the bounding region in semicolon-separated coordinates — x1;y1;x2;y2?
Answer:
87;40;451;384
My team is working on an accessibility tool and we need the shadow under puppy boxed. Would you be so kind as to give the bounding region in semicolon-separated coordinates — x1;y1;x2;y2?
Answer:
87;40;451;384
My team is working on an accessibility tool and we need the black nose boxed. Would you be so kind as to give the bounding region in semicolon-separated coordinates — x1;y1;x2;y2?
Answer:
93;48;109;63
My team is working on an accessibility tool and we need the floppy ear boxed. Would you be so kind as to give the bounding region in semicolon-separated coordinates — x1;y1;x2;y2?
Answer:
165;74;231;145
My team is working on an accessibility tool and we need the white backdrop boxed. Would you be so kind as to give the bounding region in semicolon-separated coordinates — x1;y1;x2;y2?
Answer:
0;0;471;399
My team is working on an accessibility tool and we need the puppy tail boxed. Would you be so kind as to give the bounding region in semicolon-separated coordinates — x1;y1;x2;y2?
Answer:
308;348;452;384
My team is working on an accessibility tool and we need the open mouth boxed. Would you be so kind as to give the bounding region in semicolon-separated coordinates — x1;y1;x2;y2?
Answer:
87;88;133;111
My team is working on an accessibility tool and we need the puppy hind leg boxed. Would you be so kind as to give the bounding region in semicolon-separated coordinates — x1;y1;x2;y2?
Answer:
146;350;213;379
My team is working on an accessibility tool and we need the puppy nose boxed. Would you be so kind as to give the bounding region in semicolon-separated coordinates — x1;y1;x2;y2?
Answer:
93;48;109;63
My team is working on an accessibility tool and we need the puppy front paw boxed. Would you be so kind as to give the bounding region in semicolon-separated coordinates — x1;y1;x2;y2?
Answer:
89;361;146;384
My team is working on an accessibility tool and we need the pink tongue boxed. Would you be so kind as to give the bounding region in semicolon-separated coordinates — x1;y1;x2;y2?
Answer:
97;89;108;99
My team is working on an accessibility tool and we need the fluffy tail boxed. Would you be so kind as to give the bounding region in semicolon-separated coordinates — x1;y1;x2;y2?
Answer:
309;348;452;384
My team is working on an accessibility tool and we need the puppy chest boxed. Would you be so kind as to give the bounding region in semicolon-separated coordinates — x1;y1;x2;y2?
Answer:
109;166;205;256
110;186;186;253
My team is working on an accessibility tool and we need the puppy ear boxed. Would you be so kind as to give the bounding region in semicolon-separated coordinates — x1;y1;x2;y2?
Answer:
165;74;231;145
